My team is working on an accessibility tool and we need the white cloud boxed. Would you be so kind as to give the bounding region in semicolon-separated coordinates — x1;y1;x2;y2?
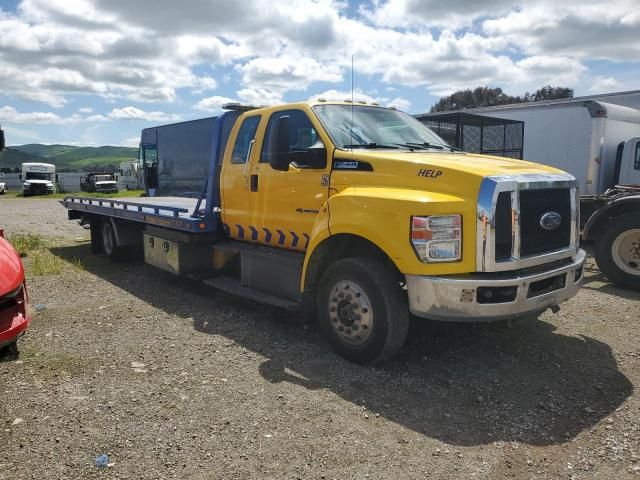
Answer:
194;95;238;112
121;136;141;147
0;105;69;124
0;0;638;129
107;106;182;122
590;76;622;93
308;89;412;111
78;107;93;113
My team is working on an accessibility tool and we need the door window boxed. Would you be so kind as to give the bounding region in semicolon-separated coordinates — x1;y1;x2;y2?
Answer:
261;110;318;163
231;116;261;164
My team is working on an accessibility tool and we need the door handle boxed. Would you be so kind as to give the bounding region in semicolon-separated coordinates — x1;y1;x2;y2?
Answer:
250;174;258;192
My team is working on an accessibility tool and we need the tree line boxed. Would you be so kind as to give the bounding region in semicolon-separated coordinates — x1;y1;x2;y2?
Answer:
430;85;574;112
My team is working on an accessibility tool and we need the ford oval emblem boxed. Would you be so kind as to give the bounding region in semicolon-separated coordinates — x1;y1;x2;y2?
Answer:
540;211;562;231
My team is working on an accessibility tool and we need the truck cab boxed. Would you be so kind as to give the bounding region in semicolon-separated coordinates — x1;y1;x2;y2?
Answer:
80;172;118;194
21;163;56;196
615;137;640;186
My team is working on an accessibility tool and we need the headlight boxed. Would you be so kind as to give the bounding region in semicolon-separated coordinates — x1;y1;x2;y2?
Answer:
411;215;462;262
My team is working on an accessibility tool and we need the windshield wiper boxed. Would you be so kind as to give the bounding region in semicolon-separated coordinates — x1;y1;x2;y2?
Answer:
406;142;461;152
343;143;399;150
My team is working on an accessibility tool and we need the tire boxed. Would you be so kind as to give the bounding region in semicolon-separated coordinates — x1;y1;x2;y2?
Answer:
316;257;409;364
594;213;640;290
100;219;121;259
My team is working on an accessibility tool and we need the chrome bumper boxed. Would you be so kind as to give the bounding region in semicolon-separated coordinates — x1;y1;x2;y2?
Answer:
406;249;586;322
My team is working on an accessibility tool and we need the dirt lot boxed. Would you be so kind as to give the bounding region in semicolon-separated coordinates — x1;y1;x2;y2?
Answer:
1;196;639;479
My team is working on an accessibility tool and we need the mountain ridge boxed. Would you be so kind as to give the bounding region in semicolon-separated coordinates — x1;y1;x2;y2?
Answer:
0;144;137;172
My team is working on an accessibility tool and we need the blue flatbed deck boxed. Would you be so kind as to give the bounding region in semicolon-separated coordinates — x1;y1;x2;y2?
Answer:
61;195;218;233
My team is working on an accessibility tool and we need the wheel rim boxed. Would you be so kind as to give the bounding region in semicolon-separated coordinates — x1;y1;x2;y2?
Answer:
611;228;640;276
328;280;373;346
102;222;114;255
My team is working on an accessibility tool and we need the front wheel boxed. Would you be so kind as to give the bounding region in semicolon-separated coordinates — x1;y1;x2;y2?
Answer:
316;257;409;364
594;213;640;290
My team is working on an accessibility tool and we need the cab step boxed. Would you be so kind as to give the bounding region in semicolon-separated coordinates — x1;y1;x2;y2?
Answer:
202;276;301;311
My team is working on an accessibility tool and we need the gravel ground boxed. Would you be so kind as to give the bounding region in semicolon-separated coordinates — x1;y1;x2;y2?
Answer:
1;196;639;479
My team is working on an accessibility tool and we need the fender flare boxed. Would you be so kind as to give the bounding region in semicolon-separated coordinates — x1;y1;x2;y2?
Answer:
583;195;640;241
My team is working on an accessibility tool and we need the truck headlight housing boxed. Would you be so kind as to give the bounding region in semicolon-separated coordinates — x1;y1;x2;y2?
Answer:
411;215;462;263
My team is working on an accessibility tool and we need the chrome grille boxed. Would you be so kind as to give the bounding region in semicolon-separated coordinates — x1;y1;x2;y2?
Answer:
477;173;578;272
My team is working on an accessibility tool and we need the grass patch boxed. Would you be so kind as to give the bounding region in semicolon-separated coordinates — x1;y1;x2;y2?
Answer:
7;234;83;276
20;348;89;378
7;233;48;257
31;250;64;276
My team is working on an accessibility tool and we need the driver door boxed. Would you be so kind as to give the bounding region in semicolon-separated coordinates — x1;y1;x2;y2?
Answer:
249;107;331;251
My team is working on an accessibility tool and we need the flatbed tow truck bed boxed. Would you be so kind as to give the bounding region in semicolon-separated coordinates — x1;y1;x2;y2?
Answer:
61;195;217;233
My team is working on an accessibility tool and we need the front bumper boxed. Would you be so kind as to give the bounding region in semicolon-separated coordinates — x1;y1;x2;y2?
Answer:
406;249;586;322
0;312;31;348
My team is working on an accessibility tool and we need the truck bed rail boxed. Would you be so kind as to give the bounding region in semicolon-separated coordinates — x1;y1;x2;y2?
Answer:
61;195;219;233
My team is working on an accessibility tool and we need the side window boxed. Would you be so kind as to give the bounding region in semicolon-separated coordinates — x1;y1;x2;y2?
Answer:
231;116;261;164
261;109;318;163
635;142;640;170
143;146;158;167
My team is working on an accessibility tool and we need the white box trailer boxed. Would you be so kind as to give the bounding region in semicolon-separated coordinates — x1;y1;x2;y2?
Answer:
471;100;640;195
467;100;640;289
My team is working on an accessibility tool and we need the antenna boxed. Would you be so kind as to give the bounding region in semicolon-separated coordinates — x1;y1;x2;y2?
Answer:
350;54;354;150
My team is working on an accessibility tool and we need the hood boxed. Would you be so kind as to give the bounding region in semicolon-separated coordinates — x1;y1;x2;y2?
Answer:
24;179;53;185
330;150;568;196
0;236;24;296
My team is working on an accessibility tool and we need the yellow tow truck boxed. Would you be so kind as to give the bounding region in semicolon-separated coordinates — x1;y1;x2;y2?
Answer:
62;101;586;363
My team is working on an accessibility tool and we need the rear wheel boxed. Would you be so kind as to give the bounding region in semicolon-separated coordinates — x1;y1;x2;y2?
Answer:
100;219;122;259
594;214;640;290
316;257;409;364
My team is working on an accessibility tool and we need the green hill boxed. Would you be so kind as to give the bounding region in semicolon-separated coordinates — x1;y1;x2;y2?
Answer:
0;144;137;172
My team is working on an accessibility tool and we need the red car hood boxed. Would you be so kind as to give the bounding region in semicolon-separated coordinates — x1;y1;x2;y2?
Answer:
0;236;24;295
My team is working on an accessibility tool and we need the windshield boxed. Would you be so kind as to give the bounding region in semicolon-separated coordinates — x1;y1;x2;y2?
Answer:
313;104;449;150
25;172;54;181
94;175;113;182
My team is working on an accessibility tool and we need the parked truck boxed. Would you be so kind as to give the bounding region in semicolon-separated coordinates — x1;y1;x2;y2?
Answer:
21;162;56;196
80;172;118;194
116;160;142;191
423;100;640;290
61;101;586;363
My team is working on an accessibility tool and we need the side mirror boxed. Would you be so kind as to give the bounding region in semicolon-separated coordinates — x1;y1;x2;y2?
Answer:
306;140;327;169
0;129;5;151
268;116;291;172
55;174;59;182
18;174;22;180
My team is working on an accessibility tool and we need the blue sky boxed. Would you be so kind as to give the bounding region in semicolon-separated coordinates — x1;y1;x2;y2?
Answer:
0;0;638;146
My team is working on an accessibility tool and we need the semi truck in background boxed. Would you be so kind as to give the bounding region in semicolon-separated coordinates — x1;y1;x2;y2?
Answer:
61;101;586;363
422;100;640;290
20;162;56;196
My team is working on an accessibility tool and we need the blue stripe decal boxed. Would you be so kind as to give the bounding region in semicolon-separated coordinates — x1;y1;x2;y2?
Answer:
263;228;272;243
303;233;310;249
290;231;299;248
236;224;245;239
276;230;286;245
249;226;259;241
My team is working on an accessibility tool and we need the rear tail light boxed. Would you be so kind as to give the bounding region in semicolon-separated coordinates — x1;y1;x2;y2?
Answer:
411;215;462;262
